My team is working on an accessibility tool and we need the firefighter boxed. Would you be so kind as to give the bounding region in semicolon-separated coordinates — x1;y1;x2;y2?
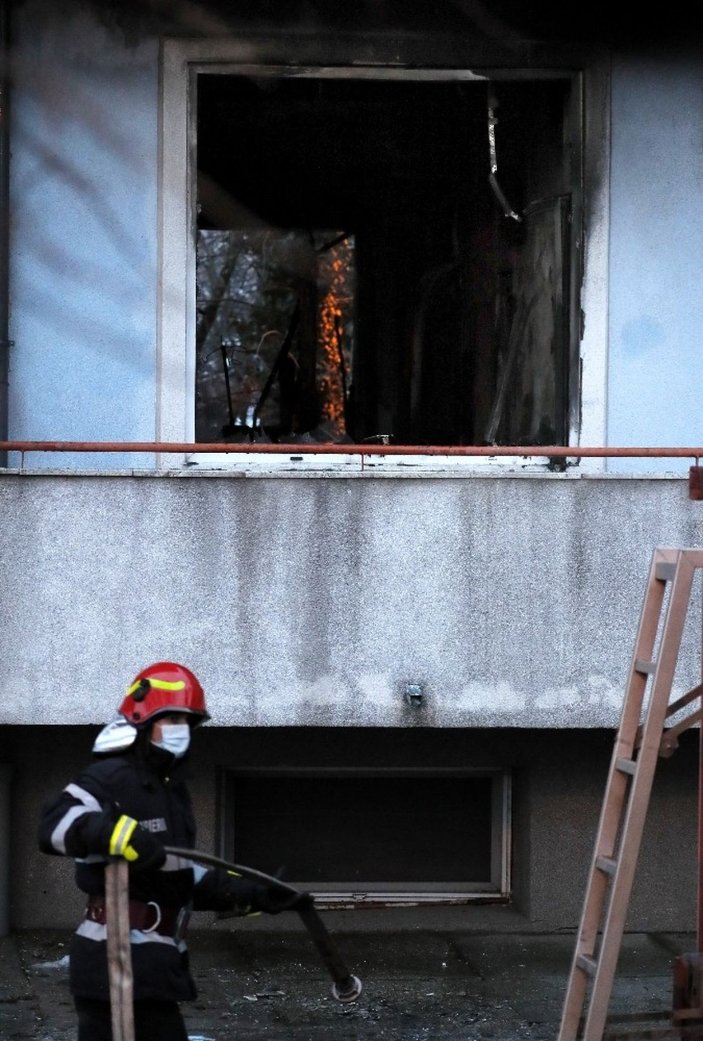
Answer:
38;661;308;1041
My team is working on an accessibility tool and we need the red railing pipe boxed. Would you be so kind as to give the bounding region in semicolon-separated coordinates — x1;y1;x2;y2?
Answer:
1;441;703;459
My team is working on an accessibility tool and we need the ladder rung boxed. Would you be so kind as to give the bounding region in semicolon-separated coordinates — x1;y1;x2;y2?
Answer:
595;855;617;876
615;756;637;775
655;561;677;582
576;954;597;976
635;658;656;674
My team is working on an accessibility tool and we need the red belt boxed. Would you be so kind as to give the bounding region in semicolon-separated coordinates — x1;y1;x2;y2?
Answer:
85;895;189;938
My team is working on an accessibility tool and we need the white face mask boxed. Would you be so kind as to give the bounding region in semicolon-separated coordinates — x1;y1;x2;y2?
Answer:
152;723;191;758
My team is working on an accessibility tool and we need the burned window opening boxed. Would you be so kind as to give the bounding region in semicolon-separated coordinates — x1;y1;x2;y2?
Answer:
196;74;578;449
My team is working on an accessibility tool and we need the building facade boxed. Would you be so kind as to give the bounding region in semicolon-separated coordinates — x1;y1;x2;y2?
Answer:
1;0;703;936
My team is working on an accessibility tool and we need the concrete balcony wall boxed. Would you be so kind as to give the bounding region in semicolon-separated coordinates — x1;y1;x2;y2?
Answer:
1;470;702;730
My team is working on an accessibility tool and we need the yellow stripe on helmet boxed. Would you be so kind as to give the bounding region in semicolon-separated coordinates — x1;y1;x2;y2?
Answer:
126;678;186;697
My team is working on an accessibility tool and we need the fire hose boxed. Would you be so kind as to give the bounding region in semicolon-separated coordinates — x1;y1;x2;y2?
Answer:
105;850;362;1041
165;846;363;1004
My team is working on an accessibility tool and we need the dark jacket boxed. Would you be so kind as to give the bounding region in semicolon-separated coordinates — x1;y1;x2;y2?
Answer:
38;736;253;1002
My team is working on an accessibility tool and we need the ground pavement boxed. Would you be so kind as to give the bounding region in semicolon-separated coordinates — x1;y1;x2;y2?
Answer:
0;926;694;1041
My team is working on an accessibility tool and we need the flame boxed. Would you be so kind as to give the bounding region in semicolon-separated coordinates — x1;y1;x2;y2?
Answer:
317;239;353;437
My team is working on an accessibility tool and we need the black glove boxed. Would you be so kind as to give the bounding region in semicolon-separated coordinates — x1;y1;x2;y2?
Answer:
108;815;166;872
193;869;257;914
206;869;313;916
250;885;314;915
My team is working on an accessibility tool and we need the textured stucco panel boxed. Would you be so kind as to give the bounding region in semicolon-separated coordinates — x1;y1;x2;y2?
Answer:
1;473;702;728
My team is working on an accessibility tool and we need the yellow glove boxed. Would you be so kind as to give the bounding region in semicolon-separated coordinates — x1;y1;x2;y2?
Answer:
108;815;166;870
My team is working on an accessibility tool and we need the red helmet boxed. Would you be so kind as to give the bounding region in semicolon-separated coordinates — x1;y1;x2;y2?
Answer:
118;662;210;727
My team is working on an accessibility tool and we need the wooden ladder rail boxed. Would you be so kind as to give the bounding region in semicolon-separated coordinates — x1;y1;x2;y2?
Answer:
557;547;703;1041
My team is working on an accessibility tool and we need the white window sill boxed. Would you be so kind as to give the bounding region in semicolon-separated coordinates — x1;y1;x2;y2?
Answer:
182;451;582;477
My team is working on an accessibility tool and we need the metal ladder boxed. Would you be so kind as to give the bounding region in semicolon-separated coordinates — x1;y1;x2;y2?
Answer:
557;547;703;1041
